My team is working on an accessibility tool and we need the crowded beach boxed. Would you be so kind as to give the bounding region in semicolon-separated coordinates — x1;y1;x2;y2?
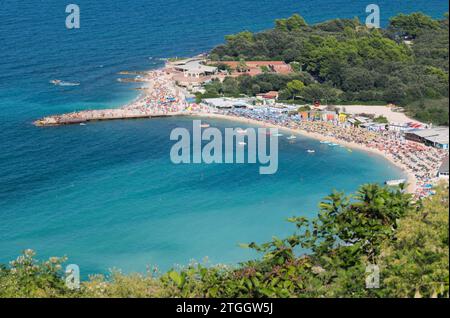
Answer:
211;107;448;199
34;59;449;199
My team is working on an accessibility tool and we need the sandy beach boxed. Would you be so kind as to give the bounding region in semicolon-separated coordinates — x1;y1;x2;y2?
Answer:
333;105;422;125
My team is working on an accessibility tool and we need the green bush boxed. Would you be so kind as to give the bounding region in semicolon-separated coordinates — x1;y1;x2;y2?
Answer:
1;183;447;298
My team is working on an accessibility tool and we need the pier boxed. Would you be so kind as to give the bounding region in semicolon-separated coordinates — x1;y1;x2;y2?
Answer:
34;109;188;126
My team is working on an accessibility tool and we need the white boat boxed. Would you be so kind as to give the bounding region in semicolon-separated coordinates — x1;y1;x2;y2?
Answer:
79;123;86;126
59;81;80;86
274;133;284;137
307;150;316;153
238;142;247;146
320;140;330;144
50;79;80;86
200;124;210;128
286;135;297;140
385;179;407;186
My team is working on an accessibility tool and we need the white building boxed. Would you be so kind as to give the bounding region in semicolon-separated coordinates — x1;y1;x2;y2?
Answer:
202;98;252;109
171;58;217;78
405;127;449;149
438;156;449;179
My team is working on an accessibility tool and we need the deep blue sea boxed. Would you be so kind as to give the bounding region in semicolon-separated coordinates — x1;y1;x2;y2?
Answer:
0;1;448;276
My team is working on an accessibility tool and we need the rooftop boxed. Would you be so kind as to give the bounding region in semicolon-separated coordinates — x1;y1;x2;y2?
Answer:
219;61;293;76
439;156;449;174
409;127;449;144
170;58;217;74
202;98;251;109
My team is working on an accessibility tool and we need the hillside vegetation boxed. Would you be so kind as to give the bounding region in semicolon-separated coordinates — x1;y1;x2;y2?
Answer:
203;13;449;125
1;183;448;298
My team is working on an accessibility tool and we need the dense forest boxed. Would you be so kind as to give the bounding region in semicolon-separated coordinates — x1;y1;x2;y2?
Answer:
1;183;448;298
202;13;449;125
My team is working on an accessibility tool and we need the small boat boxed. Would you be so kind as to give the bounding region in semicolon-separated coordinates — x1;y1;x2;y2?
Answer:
50;79;80;86
385;179;407;186
274;133;284;137
307;149;316;153
59;81;80;86
328;143;339;147
238;142;247;146
286;135;297;140
320;140;330;144
79;123;86;126
200;124;210;128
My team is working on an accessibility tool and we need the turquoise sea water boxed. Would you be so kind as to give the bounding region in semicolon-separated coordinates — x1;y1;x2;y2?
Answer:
0;1;448;275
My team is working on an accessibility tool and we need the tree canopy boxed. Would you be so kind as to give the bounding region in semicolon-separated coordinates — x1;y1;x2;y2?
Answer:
209;13;449;125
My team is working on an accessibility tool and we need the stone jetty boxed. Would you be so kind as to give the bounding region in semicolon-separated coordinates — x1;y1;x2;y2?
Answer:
34;109;187;126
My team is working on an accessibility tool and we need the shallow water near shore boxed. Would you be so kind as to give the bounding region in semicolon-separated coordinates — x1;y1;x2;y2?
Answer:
0;0;447;275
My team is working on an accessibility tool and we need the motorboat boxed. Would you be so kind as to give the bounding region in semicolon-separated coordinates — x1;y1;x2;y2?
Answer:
50;79;80;86
385;179;407;186
307;149;316;153
286;135;297;140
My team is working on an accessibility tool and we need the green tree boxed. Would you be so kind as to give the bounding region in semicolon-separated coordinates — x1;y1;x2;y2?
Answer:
389;12;441;38
301;83;342;103
275;14;308;31
286;80;305;100
378;183;449;298
237;59;249;73
373;116;388;124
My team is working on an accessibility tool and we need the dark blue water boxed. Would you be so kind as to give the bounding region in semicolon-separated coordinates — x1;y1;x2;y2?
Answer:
0;1;447;275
